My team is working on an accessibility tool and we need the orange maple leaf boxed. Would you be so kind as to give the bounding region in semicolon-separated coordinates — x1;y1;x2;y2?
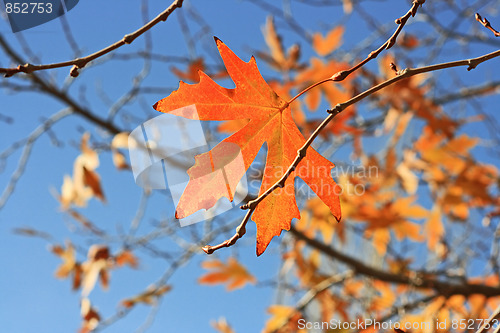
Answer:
154;38;341;255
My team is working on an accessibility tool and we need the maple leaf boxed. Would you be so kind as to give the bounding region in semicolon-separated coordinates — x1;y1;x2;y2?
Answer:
198;257;256;291
154;38;341;255
312;25;344;56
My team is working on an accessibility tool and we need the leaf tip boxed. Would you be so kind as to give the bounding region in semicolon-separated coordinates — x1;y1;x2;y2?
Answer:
213;36;223;45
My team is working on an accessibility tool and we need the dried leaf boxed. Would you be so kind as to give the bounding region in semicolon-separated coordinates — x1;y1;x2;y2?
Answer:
83;167;105;202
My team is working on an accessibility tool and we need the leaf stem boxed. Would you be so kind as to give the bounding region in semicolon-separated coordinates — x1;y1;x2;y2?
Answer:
202;210;251;254
286;78;333;105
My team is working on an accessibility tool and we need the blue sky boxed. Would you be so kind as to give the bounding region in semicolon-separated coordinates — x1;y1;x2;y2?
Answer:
1;1;500;333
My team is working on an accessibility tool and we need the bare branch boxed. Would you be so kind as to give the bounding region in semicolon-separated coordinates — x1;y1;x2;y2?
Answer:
476;13;500;37
0;109;72;210
270;271;355;333
329;0;426;82
0;0;184;78
289;225;500;297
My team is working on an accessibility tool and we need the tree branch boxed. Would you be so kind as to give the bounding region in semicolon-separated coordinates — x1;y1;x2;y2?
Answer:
0;0;184;78
476;13;500;37
329;0;426;82
0;109;72;210
0;35;123;134
270;271;355;333
289;225;500;297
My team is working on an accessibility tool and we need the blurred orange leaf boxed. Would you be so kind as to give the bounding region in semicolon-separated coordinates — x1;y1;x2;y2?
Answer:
198;257;256;291
313;26;344;56
258;16;302;72
115;250;139;269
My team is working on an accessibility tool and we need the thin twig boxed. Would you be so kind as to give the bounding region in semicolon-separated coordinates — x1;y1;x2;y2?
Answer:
432;80;500;105
476;13;500;37
285;0;425;104
476;305;500;333
0;0;184;78
0;109;72;210
202;210;250;254
0;36;123;134
270;271;355;333
329;0;426;82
